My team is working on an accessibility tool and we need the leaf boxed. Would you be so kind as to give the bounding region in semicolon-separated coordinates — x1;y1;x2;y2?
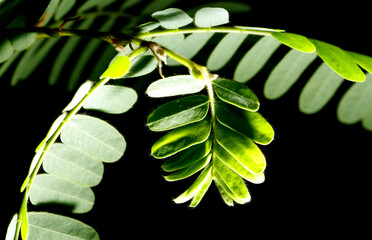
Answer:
61;114;126;163
151;117;211;159
54;0;76;20
234;36;281;83
100;55;131;79
173;163;213;204
337;73;372;124
5;214;18;240
30;174;95;213
9;32;37;51
215;101;274;145
164;153;211;181
214;157;251;203
214;171;245;204
215;123;266;174
84;85;138;114
123;55;158;78
264;49;317;100
43;143;104;187
146;75;206;97
362;108;372;131
0;37;14;63
147;95;209;131
215;143;264;184
63;81;93;112
212;78;259;111
299;62;344;114
162;136;212;172
271;32;315;53
152;8;193;29
28;212;99;240
189;176;212;207
214;179;234;206
207;32;248;71
194;7;229;27
310;39;365;82
348;51;372;74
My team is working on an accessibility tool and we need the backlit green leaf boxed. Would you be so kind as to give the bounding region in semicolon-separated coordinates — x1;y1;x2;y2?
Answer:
348;51;372;74
151;118;211;159
173;163;212;204
28;212;99;240
63;81;93;112
61;114;126;163
152;8;193;29
5;214;18;240
213;171;245;204
30;174;95;213
123;55;158;78
214;179;234;206
189;176;212;207
147;95;209;131
194;7;229;27
84;85;137;114
299;62;344;114
271;32;315;53
164;153;211;181
0;37;14;63
215;123;266;174
146;75;206;97
212;78;259;111
214;157;251;203
43;143;104;187
207;32;248;71
215;143;264;183
100;55;131;79
337;73;372;124
234;36;281;83
264;49;317;100
162;136;212;172
9;32;37;51
311;39;365;82
215;101;274;145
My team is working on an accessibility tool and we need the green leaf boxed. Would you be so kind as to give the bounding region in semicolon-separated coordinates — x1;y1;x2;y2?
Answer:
43;143;104;187
214;157;251;203
264;49;317;100
271;32;316;53
311;39;365;82
28;212;99;240
215;101;274;145
30;174;95;213
299;62;344;114
147;95;209;131
362;108;372;131
63;81;93;112
164;153;211;181
207;32;248;71
194;7;229;27
215;143;264;184
151;117;211;159
123;55;157;78
152;8;193;29
5;214;18;240
54;0;76;20
189;176;212;207
100;55;131;79
146;75;206;97
173;163;212;204
0;37;14;63
162;136;212;172
348;51;372;74
214;179;234;206
84;85;137;114
214;171;245;204
215;123;266;174
9;32;37;51
61;114;126;163
337;73;372;124
167;32;214;66
212;78;259;111
234;36;281;83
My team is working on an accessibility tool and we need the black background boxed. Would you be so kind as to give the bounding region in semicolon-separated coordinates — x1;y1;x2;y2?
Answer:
2;1;372;238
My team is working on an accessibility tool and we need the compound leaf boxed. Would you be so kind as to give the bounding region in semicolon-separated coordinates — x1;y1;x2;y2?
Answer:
28;212;99;240
194;7;229;27
146;75;206;97
84;85;137;114
30;174;95;214
271;32;315;53
212;78;259;111
311;39;365;82
151;117;211;159
61;114;126;163
299;62;344;114
147;95;209;131
152;8;193;29
264;49;317;100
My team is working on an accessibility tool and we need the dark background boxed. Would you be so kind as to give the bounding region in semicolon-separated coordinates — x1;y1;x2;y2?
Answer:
2;1;372;238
